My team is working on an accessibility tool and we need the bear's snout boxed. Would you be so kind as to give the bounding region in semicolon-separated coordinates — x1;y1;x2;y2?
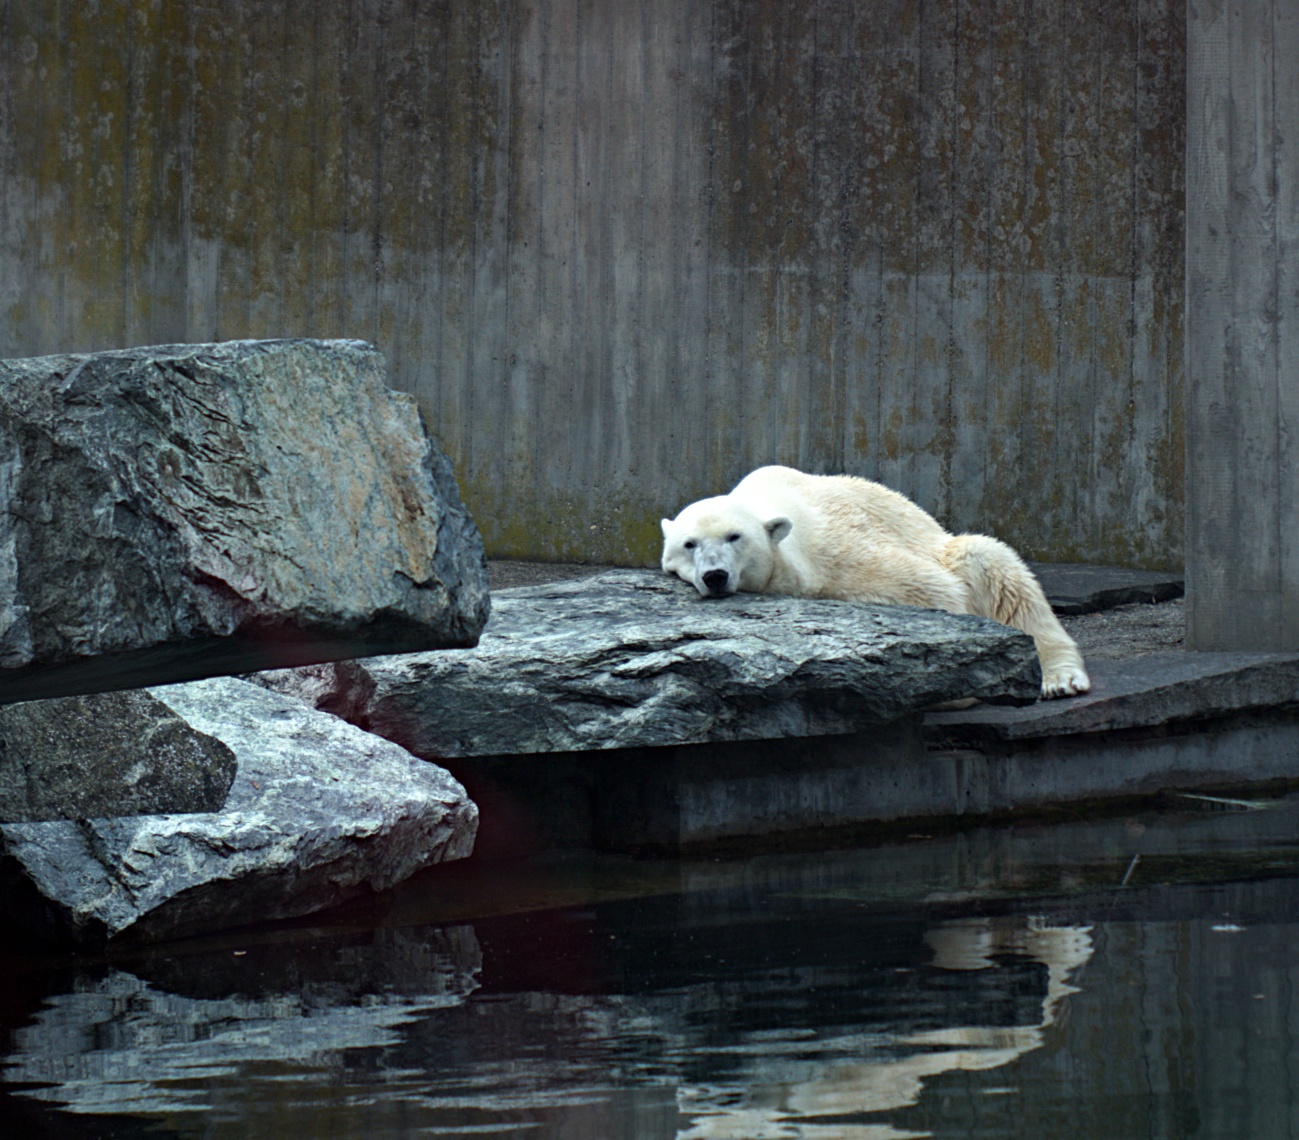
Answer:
702;569;731;595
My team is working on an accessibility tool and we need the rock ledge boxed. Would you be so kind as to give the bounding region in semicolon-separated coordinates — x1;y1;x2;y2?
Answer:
256;570;1042;759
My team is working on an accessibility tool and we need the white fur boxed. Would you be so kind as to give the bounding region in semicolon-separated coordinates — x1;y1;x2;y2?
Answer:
661;466;1090;700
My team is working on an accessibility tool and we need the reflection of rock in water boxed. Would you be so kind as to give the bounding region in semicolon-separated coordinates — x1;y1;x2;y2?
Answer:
677;916;1093;1139
4;925;480;1117
135;922;481;1006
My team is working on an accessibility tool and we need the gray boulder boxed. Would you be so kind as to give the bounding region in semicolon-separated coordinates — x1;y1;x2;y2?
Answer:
0;689;237;821
254;570;1041;758
0;339;489;704
0;677;478;945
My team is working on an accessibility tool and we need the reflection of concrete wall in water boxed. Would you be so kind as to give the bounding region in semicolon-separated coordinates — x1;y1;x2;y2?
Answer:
0;2;1183;568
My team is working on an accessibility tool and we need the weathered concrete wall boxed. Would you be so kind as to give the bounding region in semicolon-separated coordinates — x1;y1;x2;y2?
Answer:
1186;0;1299;649
0;0;1185;568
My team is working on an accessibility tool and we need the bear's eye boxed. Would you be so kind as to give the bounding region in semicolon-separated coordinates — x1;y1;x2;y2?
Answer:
726;533;742;543
684;540;696;550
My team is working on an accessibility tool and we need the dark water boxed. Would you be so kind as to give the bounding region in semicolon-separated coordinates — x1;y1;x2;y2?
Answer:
6;792;1299;1139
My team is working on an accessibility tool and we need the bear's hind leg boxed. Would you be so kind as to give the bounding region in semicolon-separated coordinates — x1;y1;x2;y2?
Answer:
940;534;1090;700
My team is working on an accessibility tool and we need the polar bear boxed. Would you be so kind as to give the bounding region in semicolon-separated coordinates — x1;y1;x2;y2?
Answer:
660;465;1089;700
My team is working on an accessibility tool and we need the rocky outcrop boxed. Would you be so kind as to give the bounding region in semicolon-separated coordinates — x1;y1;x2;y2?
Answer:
0;677;478;946
0;689;237;821
254;570;1041;759
0;339;489;705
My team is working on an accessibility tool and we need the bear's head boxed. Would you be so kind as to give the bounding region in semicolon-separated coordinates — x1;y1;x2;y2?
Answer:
660;495;792;597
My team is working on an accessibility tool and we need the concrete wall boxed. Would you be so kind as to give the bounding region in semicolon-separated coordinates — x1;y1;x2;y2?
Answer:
0;0;1185;568
1186;0;1299;650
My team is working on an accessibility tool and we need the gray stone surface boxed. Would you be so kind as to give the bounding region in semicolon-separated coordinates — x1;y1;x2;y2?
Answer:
253;570;1042;759
913;714;1299;825
0;690;237;822
0;677;477;945
925;651;1299;746
487;559;1187;619
0;339;489;705
524;650;1299;853
1060;597;1185;660
1026;561;1184;615
487;559;603;591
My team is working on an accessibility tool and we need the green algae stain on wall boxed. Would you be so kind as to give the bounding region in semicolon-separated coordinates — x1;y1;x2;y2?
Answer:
701;1;1183;569
0;0;1185;570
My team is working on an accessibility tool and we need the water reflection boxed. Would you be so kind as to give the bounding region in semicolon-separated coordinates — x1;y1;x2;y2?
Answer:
4;926;480;1124
6;795;1299;1137
3;913;1087;1139
676;917;1093;1139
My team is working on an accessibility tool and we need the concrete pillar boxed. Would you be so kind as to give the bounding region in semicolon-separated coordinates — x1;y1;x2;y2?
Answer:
1186;0;1299;650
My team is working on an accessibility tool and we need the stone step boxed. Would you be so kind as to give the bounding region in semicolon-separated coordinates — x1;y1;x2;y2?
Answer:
924;650;1299;747
1026;561;1184;615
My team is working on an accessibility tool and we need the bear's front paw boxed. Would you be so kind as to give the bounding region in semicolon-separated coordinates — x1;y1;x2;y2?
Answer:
1041;666;1091;700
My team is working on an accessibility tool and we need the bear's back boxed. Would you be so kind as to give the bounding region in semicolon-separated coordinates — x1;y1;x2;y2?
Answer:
732;466;949;554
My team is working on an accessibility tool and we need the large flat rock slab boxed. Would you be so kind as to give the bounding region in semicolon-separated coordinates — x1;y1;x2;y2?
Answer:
0;339;488;704
0;677;478;945
487;559;1186;615
255;570;1041;759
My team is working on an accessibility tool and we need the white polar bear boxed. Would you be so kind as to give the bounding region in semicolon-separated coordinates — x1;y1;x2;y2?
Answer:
660;465;1090;700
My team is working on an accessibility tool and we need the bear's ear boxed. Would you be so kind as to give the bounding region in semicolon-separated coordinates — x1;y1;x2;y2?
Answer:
660;517;672;537
765;516;793;545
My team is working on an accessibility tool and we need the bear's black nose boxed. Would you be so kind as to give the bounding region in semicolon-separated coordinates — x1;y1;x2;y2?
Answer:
702;569;730;594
